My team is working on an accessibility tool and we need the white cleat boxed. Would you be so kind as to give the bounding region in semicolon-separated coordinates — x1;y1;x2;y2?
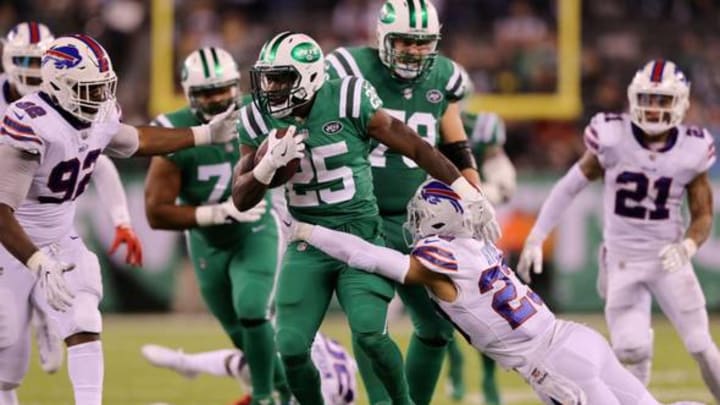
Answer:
32;309;63;374
141;344;198;379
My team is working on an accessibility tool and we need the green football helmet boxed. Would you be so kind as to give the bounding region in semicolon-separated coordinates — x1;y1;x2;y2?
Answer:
250;32;325;118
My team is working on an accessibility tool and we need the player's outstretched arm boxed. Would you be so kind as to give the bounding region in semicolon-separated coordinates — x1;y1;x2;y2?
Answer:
146;156;265;230
92;155;143;266
518;150;601;282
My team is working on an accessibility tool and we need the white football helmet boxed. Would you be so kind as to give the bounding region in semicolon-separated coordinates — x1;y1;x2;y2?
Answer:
41;34;117;123
403;179;473;245
2;22;55;96
627;59;690;135
250;32;325;118
181;47;241;121
376;0;441;81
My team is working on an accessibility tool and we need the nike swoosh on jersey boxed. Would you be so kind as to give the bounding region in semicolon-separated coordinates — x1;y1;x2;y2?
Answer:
13;111;24;120
251;225;266;233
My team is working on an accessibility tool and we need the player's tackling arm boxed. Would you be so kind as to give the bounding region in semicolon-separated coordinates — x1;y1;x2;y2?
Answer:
231;145;269;211
296;223;457;301
685;171;713;247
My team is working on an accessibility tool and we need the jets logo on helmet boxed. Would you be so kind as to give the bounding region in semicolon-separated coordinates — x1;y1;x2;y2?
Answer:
628;59;690;135
181;47;241;121
250;32;325;118
376;0;441;81
404;179;473;245
41;35;117;123
2;21;55;95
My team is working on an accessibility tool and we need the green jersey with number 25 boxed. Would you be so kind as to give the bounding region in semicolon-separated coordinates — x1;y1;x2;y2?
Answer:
238;76;384;228
326;46;466;214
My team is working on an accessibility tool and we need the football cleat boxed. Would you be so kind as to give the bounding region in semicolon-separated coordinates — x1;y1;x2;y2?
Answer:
141;344;199;379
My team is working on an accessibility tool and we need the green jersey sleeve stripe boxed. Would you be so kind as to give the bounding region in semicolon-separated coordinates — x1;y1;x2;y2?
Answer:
339;77;350;118
326;54;350;78
351;77;363;118
446;62;463;97
250;103;269;134
151;114;173;128
346;77;359;118
239;107;259;139
335;48;363;78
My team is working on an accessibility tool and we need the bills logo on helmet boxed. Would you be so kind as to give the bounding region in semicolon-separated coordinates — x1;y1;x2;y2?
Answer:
421;181;463;213
43;45;82;69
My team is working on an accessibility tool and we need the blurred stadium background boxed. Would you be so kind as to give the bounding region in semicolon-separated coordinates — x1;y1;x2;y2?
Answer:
3;0;720;403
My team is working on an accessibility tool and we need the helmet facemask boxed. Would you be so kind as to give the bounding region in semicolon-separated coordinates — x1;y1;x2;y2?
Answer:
381;32;439;81
250;65;308;118
6;54;44;95
50;72;117;123
188;80;240;121
627;60;690;136
403;180;473;246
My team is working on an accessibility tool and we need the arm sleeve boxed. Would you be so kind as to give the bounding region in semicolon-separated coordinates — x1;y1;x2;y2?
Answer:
105;123;140;158
411;237;460;275
92;155;131;225
444;61;467;102
345;77;382;135
307;225;411;283
237;104;266;148
528;164;590;241
0;144;38;209
0;106;45;160
698;128;716;172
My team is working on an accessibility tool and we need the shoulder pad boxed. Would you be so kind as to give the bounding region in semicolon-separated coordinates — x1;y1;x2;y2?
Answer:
0;102;45;157
325;47;364;79
412;236;459;274
682;125;716;172
583;112;625;154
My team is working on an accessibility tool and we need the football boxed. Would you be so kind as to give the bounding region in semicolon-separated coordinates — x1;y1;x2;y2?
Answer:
253;127;302;188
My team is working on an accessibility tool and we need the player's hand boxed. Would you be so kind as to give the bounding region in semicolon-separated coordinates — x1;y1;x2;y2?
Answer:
451;177;502;242
191;105;240;145
27;251;75;312
482;154;517;203
287;220;314;242
196;199;267;226
109;224;143;266
659;238;697;272
266;126;307;169
253;126;307;185
517;238;543;283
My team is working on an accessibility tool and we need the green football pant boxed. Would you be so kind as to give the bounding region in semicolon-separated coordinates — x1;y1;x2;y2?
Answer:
275;218;412;405
384;214;455;405
187;214;281;400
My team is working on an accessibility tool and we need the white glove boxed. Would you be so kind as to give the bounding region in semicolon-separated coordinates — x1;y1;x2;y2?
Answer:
482;153;517;203
526;366;587;405
253;125;307;185
289;220;315;242
659;238;697;272
195;199;267;226
517;238;543;283
450;177;502;242
26;251;75;312
190;105;240;145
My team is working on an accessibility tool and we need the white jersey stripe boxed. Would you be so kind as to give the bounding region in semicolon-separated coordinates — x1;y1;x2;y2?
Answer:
335;48;363;78
351;78;363;118
239;107;257;139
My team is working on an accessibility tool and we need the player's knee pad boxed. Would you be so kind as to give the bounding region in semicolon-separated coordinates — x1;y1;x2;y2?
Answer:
276;327;311;357
70;293;102;335
235;296;270;321
413;319;454;345
0;289;19;349
614;344;652;365
414;333;451;348
353;331;390;360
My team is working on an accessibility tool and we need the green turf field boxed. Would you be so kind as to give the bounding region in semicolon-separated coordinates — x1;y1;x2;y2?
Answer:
17;313;718;404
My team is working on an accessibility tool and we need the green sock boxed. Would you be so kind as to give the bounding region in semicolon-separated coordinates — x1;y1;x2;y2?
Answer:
242;321;276;399
404;333;447;405
272;355;293;403
282;353;324;404
355;333;413;405
352;338;391;404
446;339;465;401
481;353;500;405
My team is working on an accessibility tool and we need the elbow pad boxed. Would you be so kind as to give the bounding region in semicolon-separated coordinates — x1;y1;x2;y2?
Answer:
439;141;477;171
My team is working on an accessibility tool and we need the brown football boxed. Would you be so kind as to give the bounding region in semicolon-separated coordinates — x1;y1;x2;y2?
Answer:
253;127;301;188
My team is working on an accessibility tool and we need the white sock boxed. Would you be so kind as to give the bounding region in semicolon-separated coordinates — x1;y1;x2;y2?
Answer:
184;349;238;377
0;390;18;405
67;341;104;405
693;346;720;401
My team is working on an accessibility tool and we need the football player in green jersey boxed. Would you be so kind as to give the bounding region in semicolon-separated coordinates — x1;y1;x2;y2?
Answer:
232;32;500;405
324;1;489;403
144;47;291;405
